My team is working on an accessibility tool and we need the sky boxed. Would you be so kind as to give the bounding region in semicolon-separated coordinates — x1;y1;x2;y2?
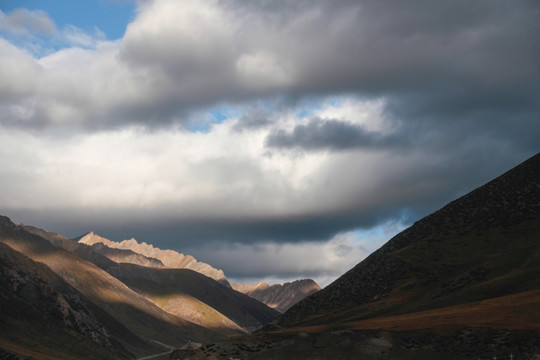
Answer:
0;0;539;287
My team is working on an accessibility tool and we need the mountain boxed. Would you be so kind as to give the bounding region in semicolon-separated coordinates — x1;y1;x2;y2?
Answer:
0;241;137;359
170;153;540;359
279;152;540;328
0;216;222;358
90;242;166;267
78;233;231;287
22;225;279;333
22;225;118;271
71;231;166;268
232;279;321;313
107;263;280;333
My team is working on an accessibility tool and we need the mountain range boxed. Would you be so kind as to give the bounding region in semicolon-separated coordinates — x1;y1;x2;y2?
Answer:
0;216;319;358
1;218;193;358
168;153;540;359
232;279;321;313
77;232;231;287
2;152;540;359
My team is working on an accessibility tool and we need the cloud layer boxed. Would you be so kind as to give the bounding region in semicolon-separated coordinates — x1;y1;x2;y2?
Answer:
1;0;539;284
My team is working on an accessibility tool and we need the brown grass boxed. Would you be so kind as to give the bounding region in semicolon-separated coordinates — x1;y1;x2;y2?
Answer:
271;289;540;335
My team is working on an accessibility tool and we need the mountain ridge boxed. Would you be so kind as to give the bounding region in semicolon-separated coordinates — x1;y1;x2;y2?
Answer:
22;225;279;335
232;279;321;313
77;232;231;287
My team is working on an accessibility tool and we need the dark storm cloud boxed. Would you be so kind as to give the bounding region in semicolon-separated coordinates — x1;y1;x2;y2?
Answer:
2;0;540;257
2;0;537;132
266;117;406;151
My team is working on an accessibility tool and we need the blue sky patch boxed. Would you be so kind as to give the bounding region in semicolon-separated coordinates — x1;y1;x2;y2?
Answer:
0;0;136;41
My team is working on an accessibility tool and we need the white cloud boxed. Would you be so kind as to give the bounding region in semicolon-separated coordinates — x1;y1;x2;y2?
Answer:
0;38;41;100
0;94;520;227
61;25;107;48
0;0;538;283
0;99;384;215
0;9;57;37
236;51;291;89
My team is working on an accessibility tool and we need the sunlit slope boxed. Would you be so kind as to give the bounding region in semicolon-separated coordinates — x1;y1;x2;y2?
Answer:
25;224;277;336
279;152;540;329
78;233;231;286
232;279;321;313
0;242;138;360
108;263;281;333
0;217;222;355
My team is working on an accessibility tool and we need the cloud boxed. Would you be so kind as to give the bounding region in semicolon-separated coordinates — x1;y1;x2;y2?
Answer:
231;108;272;132
266;117;405;151
183;231;372;287
61;25;107;48
1;97;532;248
0;9;57;37
1;0;539;132
1;0;540;284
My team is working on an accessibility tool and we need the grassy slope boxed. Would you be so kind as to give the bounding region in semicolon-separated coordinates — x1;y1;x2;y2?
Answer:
291;217;540;328
269;289;540;335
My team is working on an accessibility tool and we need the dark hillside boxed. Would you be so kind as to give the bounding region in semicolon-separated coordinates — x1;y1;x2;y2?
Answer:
279;152;540;327
0;241;135;359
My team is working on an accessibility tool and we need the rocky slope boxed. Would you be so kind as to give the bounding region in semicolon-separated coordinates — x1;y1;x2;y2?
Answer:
279;152;540;327
90;241;166;268
73;232;166;268
78;233;231;287
0;216;222;358
0;241;136;359
232;279;321;313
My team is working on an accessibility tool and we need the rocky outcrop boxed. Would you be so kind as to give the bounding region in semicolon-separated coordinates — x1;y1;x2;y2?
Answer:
78;233;231;287
232;279;321;313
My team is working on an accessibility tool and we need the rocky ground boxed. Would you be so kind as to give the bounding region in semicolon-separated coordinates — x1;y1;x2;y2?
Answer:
168;328;540;360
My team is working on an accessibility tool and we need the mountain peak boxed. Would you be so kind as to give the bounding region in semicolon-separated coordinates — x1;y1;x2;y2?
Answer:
79;233;231;287
233;279;321;313
0;215;14;228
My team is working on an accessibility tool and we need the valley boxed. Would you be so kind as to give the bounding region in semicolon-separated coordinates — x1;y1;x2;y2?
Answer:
1;153;539;359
